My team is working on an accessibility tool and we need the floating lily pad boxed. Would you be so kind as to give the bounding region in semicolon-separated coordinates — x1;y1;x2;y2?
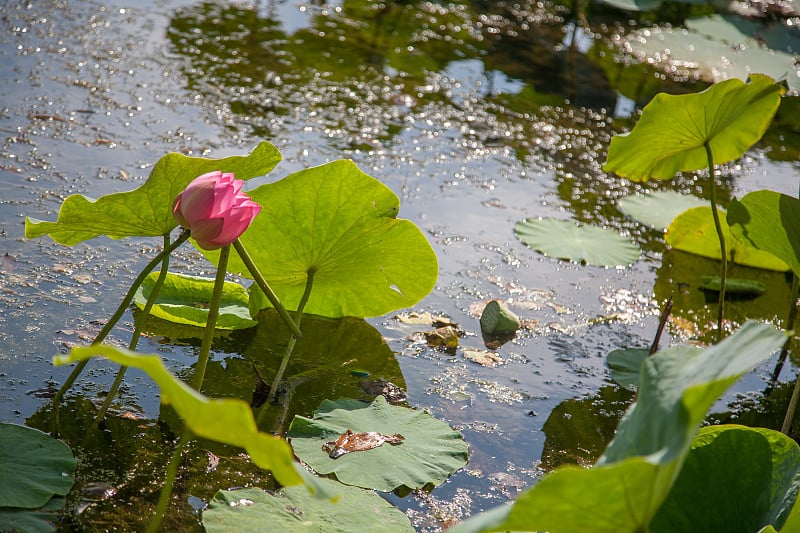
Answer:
288;396;468;492
54;345;303;488
25;142;281;245
203;479;414;533
134;271;257;330
617;191;707;231
203;160;437;318
619;15;800;92
0;423;75;509
666;206;788;271
607;348;649;391
652;425;800;532
699;275;767;297
728;190;800;277
599;0;705;11
515;218;640;267
604;75;784;182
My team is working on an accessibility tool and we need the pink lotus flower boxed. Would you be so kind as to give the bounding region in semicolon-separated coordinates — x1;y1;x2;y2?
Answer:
173;171;261;250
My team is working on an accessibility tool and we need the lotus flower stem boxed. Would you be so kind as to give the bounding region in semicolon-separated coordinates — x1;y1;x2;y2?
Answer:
147;429;193;533
51;229;191;434
191;244;230;392
232;238;302;339
268;268;315;403
705;142;727;343
95;233;173;424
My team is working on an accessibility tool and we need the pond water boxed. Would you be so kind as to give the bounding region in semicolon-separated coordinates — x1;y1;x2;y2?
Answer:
1;0;799;530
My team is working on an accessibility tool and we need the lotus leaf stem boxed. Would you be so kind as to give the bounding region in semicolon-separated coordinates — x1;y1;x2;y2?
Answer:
95;233;173;424
147;429;193;533
232;238;302;339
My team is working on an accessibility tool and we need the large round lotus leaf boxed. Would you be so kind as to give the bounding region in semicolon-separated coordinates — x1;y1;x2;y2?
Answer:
666;206;788;271
203;159;437;318
0;423;76;508
202;479;414;533
651;425;800;532
617;191;707;231
134;271;257;330
604;74;784;182
288;396;468;492
515;218;640;267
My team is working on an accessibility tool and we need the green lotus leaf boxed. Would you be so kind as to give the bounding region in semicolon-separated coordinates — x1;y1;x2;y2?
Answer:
514;218;640;267
607;348;649;391
728;190;800;277
134;271;257;330
288;396;468;492
617;191;707;231
53;345;303;488
203;159;438;318
0;424;75;509
203;479;414;533
651;425;800;532
25;142;281;245
604;75;784;182
666;206;788;271
452;321;786;533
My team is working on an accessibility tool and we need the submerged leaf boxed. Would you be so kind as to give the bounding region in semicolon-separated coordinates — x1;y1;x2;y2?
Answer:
25;142;281;245
203;480;415;533
288;396;468;492
515;218;640;267
604;75;784;182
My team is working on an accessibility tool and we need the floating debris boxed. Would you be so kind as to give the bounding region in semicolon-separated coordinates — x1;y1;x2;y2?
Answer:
322;429;405;459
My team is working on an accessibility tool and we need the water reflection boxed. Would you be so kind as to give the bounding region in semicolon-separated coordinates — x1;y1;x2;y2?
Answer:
166;1;620;145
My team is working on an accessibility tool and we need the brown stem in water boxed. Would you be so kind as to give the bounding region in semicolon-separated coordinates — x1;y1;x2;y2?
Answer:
267;268;315;403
